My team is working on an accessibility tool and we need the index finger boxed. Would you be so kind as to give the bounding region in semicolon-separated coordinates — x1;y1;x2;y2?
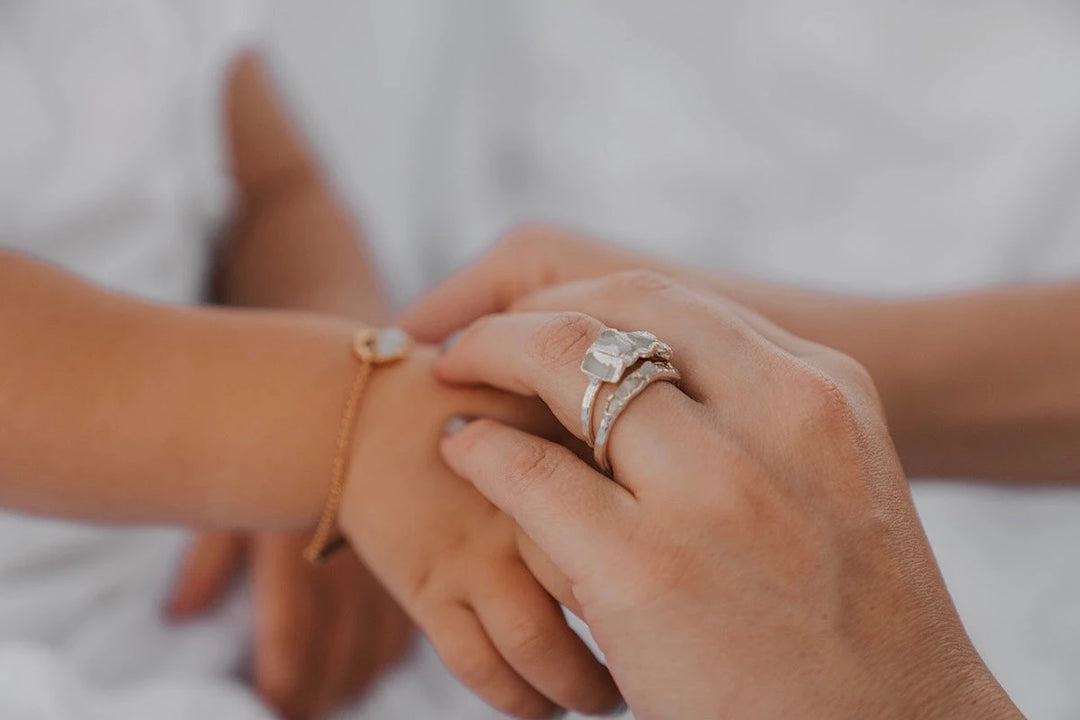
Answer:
441;418;632;577
437;311;702;491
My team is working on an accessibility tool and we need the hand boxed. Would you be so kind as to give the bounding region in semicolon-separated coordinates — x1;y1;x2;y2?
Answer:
167;531;413;720
336;344;622;719
399;223;850;344
435;271;1022;720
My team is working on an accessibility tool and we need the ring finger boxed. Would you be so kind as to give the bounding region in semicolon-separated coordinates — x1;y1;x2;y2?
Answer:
437;311;701;489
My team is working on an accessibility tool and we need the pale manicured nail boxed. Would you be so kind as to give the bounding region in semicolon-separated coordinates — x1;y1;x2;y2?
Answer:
440;331;461;356
442;416;472;436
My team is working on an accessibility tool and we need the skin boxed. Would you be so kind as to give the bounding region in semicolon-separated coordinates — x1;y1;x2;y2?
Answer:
0;85;623;720
434;272;1025;719
165;54;410;720
0;248;621;719
402;223;1080;483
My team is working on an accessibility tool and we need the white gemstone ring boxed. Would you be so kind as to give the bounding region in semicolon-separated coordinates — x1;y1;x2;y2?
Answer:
593;359;681;474
579;328;672;447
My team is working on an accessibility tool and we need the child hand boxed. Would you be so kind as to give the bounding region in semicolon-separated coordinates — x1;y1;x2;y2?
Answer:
167;531;413;720
338;345;622;719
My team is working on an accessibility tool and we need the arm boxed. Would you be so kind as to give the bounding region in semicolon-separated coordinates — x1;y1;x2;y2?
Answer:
713;278;1080;483
168;54;412;720
402;226;1080;483
0;73;620;719
0;57;382;528
0;249;353;528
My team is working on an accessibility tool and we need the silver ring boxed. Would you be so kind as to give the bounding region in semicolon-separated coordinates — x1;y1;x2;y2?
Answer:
594;360;681;474
580;328;672;447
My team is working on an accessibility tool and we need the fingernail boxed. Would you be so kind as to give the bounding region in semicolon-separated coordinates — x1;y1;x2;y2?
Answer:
442;415;472;436
440;331;461;356
549;710;568;719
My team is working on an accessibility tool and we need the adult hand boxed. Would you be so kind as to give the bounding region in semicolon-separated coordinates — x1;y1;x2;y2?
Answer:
168;531;413;720
436;271;1022;720
399;224;853;346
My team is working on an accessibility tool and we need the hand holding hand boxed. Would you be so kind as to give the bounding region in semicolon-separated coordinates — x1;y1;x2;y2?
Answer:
436;272;1021;720
335;344;622;719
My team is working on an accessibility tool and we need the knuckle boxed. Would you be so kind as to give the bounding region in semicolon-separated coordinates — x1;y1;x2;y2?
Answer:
835;353;879;401
503;613;557;666
528;312;598;369
505;440;559;497
790;364;861;437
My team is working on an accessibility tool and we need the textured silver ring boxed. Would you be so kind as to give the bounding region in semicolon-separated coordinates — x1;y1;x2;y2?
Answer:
580;328;672;446
593;360;681;474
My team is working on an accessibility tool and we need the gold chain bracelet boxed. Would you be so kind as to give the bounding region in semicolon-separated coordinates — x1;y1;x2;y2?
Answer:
304;327;412;564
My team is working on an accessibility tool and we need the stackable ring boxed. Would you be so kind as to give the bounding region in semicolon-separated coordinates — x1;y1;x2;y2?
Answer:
580;328;672;446
593;360;681;474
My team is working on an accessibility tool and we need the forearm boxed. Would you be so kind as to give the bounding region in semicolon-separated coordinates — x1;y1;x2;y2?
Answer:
214;167;383;320
723;278;1080;482
214;52;384;321
1;250;354;528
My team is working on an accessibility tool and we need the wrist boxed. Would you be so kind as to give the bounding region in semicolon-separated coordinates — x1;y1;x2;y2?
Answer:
177;308;362;531
335;346;440;539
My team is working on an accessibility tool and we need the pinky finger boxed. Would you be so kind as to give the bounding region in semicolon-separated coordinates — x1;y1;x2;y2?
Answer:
426;603;559;720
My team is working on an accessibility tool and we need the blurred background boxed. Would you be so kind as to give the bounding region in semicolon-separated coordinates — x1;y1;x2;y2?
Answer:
2;1;1079;718
258;2;1080;717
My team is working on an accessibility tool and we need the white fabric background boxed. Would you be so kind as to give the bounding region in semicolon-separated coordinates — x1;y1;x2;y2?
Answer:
1;0;1079;717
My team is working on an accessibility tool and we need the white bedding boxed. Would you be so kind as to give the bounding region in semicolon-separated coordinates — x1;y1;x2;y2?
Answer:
1;1;1079;718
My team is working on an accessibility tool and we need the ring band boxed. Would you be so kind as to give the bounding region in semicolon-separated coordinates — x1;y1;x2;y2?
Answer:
580;378;603;446
593;360;681;474
580;328;672;447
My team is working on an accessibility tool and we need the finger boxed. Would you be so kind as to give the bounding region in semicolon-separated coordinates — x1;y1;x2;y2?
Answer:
252;536;321;720
508;270;762;401
372;596;414;674
398;225;655;342
513;270;869;407
437;311;701;489
165;531;246;619
426;602;558;719
515;529;582;618
344;595;414;699
474;561;622;715
396;226;568;343
322;554;408;711
309;554;369;717
441;419;631;574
